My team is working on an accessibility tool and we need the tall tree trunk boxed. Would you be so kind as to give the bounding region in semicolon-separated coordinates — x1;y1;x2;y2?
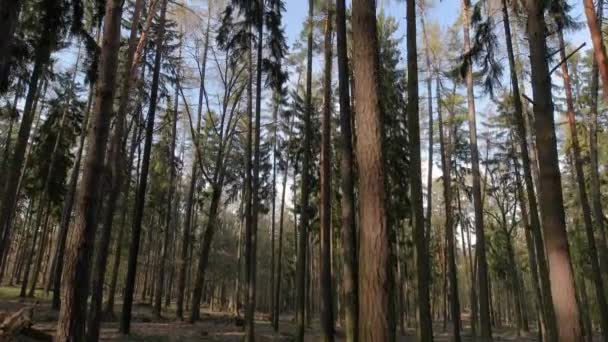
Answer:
407;1;433;341
104;122;138;315
120;0;168;332
245;1;264;338
20;202;47;297
501;0;558;339
320;3;335;340
176;14;209;320
55;0;124;338
352;0;391;339
189;187;223;322
0;90;19;188
87;0;144;337
272;119;293;331
558;30;608;341
296;1;314;340
422;16;434;241
513;151;546;339
583;0;608;99
49;83;93;309
437;77;462;342
154;45;180;318
336;0;358;339
0;37;52;264
524;0;582;340
586;0;608;277
461;0;491;338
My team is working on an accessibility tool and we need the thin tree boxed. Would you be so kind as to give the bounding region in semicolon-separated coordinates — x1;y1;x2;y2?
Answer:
461;0;492;337
296;0;314;340
176;11;210;320
437;77;462;342
320;1;335;340
120;0;169;332
407;0;433;340
336;0;358;339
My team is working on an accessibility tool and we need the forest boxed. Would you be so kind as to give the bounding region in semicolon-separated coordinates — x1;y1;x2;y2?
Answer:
0;0;607;340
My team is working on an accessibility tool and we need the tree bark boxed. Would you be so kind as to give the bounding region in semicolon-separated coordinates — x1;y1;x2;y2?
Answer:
437;77;462;342
296;1;314;340
352;0;391;339
558;30;608;341
500;1;558;339
320;3;335;340
461;0;492;338
586;0;608;279
523;0;582;339
55;0;124;338
336;0;358;340
154;43;180;318
407;1;433;341
0;37;52;264
583;0;608;99
49;83;93;309
119;0;168;333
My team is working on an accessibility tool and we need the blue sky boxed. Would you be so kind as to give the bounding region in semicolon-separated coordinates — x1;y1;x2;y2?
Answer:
284;0;591;52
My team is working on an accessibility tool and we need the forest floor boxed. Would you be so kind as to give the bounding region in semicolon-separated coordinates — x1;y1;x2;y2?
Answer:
0;286;541;341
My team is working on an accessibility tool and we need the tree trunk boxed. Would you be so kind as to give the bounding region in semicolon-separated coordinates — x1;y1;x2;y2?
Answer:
49;83;93;309
190;187;222;322
501;1;558;339
583;0;608;99
336;0;358;340
55;0;124;338
407;1;433;340
586;0;608;279
19;202;48;298
558;29;608;341
245;2;264;339
523;0;582;339
154;45;180;318
105;120;140;315
320;3;335;340
119;0;168;333
87;0;144;337
296;1;314;340
437;77;462;342
352;0;391;339
461;0;492;338
0;39;52;264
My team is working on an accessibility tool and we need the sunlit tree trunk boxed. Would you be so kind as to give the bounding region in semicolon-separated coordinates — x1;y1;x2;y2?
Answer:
583;0;608;98
500;1;558;339
55;0;124;338
523;0;581;339
558;30;608;340
586;0;608;278
352;0;391;339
